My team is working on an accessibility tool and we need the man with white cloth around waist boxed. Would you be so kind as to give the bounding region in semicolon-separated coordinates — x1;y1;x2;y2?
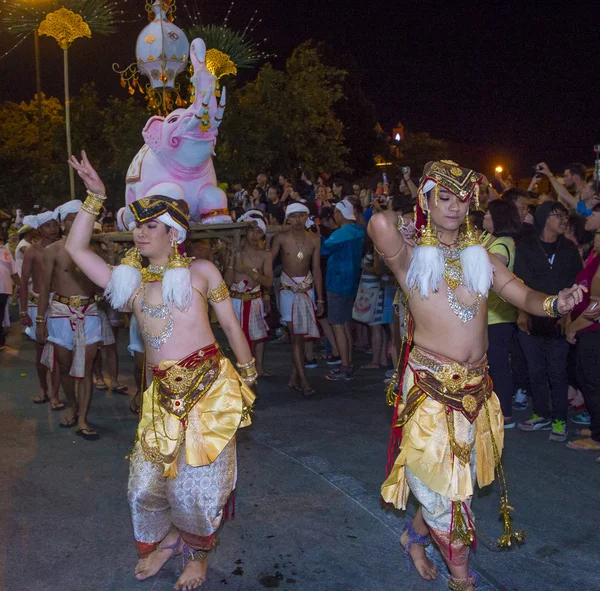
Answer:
272;203;324;396
36;199;104;439
19;211;62;408
224;212;273;376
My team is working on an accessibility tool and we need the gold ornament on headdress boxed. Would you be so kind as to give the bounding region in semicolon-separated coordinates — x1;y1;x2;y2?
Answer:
433;183;440;207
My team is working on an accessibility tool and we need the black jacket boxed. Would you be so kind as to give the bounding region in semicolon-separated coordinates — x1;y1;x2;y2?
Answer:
514;234;582;336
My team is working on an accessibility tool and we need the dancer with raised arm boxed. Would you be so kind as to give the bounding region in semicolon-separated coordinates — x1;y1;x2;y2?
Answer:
370;160;585;591
65;151;256;591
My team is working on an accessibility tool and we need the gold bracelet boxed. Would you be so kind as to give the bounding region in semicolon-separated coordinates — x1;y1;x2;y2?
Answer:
86;189;106;201
207;280;230;303
542;295;559;318
236;357;256;371
82;194;104;216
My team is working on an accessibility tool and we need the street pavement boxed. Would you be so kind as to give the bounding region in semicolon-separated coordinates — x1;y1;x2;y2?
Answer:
1;321;599;591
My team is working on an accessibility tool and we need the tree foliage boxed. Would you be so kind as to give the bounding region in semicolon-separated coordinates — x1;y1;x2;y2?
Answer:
0;94;67;211
216;42;348;182
0;85;148;212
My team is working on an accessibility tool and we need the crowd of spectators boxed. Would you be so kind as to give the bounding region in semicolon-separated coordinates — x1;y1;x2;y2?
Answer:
2;160;600;456
222;161;600;452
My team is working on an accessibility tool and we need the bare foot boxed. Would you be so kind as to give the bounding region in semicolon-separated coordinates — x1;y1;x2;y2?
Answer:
174;559;208;590
299;380;315;397
400;530;438;580
135;529;182;581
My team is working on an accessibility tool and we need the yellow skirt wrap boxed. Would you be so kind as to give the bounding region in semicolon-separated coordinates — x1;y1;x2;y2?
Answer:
381;362;503;509
137;356;255;478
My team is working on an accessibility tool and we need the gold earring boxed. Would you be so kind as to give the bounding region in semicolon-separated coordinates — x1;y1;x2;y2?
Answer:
121;247;142;270
434;183;440;207
166;240;192;270
418;210;439;247
463;211;480;247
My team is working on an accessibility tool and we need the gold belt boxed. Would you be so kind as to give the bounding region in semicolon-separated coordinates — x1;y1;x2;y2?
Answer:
230;290;261;302
52;294;93;308
29;295;39;306
410;348;486;393
154;346;223;420
412;369;492;423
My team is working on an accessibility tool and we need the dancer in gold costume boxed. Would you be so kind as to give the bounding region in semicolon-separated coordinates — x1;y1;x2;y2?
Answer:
370;161;585;590
65;152;255;591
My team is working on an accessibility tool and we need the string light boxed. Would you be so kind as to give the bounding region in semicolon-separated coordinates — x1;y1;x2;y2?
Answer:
0;31;30;61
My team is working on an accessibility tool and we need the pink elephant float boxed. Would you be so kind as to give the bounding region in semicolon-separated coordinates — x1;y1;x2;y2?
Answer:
125;38;231;224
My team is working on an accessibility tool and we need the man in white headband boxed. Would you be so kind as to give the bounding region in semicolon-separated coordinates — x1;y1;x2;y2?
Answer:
19;210;62;407
65;151;255;590
15;217;39;279
36;198;104;440
369;160;586;590
225;211;272;376
271;202;324;396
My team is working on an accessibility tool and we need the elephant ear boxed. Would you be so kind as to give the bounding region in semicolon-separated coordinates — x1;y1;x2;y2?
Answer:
142;116;164;153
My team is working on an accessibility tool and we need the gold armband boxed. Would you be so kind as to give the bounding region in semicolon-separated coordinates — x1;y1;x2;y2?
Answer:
207;280;230;304
81;189;106;217
542;295;561;318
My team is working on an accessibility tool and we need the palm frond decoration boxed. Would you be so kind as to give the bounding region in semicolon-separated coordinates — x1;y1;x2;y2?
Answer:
1;0;133;38
187;24;260;70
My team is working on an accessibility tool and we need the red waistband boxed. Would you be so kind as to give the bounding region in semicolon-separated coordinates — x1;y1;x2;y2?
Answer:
151;343;221;376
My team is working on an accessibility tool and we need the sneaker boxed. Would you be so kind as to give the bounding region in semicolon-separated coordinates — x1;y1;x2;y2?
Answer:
304;359;318;369
572;411;591;426
517;414;552;431
512;388;528;410
325;355;342;366
549;419;567;442
326;366;355;381
504;418;516;429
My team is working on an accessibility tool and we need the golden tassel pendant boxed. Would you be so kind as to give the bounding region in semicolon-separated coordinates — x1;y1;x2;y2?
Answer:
450;501;475;547
497;496;526;548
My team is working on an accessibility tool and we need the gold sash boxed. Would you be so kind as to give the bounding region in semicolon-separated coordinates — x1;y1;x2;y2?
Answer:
137;346;256;478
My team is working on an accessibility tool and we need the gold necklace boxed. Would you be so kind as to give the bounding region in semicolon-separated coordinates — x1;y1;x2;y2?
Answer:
293;232;306;260
141;264;167;284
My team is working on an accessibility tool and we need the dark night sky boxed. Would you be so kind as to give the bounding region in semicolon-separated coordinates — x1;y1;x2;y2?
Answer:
0;0;599;178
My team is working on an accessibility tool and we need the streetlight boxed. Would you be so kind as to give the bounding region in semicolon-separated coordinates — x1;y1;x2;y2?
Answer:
495;166;503;174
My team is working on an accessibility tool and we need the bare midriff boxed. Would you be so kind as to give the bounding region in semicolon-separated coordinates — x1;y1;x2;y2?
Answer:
405;284;489;365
